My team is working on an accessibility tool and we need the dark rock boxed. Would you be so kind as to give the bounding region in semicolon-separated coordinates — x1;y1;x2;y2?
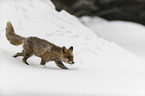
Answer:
51;0;145;25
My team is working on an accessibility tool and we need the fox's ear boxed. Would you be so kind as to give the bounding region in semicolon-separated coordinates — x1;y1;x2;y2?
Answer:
62;46;66;53
69;46;73;51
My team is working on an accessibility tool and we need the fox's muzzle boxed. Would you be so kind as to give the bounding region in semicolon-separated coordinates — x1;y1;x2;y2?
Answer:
69;61;74;64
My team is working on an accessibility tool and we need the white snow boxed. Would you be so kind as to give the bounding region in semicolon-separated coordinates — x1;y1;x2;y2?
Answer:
80;16;145;57
0;0;145;96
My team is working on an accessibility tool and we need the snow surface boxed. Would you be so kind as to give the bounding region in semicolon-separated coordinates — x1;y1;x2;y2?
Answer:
0;0;145;96
80;16;145;57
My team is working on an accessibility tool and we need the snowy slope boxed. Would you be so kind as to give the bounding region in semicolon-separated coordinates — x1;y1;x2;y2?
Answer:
0;0;145;96
80;16;145;57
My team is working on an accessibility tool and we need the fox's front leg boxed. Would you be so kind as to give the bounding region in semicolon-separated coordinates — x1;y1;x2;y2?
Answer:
55;60;68;70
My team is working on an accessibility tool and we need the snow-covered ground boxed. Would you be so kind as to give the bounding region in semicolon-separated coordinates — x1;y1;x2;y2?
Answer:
0;0;145;96
80;16;145;58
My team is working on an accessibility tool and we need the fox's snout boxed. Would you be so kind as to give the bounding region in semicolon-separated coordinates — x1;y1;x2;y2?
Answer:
69;61;74;64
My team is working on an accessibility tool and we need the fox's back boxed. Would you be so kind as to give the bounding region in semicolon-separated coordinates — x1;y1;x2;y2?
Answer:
24;37;53;57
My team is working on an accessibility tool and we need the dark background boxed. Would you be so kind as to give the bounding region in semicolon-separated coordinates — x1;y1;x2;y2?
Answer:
51;0;145;25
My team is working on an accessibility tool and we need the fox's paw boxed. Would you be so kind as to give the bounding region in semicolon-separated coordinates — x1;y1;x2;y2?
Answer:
22;59;29;65
13;55;21;58
62;67;69;70
13;55;17;58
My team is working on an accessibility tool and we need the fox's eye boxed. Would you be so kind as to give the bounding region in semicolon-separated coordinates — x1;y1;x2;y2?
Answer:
67;56;71;58
67;56;73;61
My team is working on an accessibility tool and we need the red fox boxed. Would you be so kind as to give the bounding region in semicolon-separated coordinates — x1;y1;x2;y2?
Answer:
6;21;74;69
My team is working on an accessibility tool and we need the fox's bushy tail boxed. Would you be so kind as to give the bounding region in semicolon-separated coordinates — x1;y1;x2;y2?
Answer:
6;21;26;45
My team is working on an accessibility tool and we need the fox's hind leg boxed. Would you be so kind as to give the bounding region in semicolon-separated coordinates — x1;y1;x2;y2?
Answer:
40;58;47;65
39;58;47;67
22;48;33;65
22;53;32;65
13;50;24;58
22;41;33;65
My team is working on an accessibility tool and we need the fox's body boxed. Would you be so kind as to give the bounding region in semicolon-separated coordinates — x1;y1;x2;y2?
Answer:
6;21;74;69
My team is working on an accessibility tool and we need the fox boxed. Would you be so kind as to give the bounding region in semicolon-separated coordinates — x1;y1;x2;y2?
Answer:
6;21;74;69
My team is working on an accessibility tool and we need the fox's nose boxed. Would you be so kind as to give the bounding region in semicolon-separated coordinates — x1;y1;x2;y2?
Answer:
69;61;74;64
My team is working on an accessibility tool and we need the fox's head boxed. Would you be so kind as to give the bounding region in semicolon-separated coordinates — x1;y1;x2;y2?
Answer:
61;46;74;64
